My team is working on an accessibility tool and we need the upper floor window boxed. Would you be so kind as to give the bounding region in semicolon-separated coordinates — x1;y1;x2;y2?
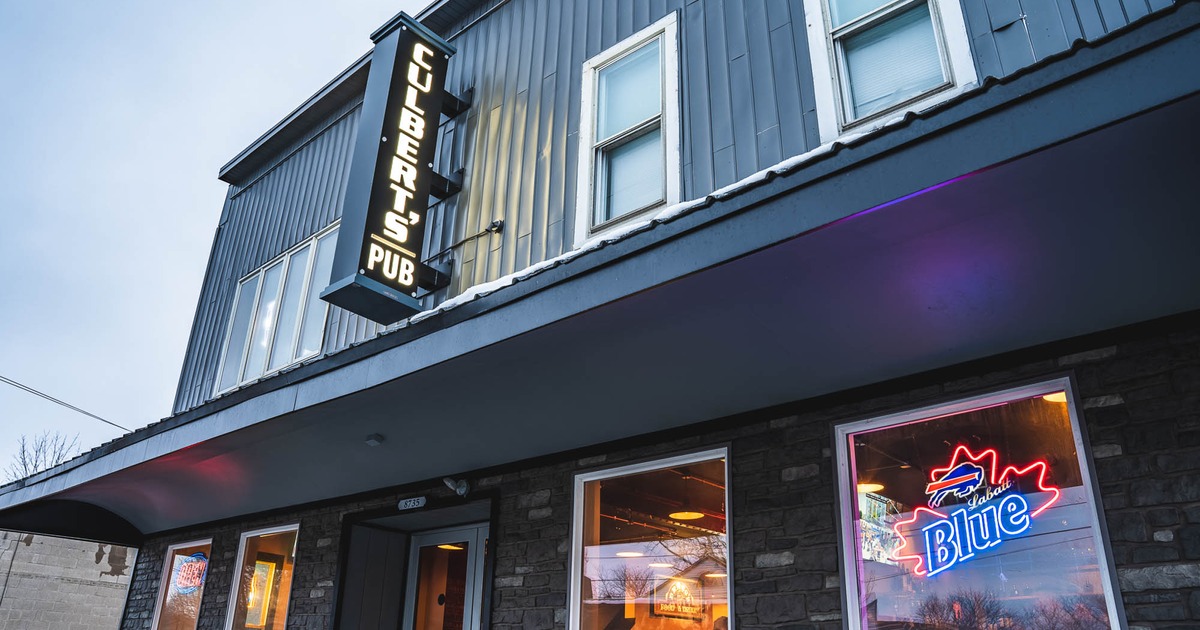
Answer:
575;12;681;245
216;225;338;395
803;0;977;140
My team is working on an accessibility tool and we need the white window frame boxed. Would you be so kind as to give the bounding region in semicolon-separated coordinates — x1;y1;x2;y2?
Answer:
214;223;339;396
833;377;1125;630
567;447;732;630
574;12;681;247
802;0;977;143
150;538;213;630
224;523;301;630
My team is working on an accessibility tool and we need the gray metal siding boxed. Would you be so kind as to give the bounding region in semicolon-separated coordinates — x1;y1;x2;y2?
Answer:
428;0;822;295
173;102;375;413
963;0;1174;78
176;0;1169;414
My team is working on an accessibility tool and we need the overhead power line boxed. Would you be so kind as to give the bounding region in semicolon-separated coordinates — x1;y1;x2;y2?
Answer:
0;375;132;433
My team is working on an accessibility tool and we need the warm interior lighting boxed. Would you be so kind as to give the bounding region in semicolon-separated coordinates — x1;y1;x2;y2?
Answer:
437;544;464;551
1043;392;1068;403
857;482;885;493
615;551;644;558
704;572;728;578
648;562;673;568
668;510;705;520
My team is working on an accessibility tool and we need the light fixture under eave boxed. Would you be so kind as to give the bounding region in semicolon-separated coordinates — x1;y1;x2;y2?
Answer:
615;551;644;558
1043;392;1068;403
437;544;464;551
668;510;705;520
857;482;885;493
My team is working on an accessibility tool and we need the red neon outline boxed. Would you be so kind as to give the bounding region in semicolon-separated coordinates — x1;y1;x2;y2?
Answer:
890;506;948;576
889;446;1063;576
998;460;1061;518
929;446;1000;486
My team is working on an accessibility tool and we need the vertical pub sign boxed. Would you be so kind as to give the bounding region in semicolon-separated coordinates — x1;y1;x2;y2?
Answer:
322;13;454;324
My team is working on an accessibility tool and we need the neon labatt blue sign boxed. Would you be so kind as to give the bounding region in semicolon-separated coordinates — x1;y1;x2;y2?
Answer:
891;446;1061;577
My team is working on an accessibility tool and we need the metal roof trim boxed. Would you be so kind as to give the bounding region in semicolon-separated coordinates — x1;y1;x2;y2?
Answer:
217;51;372;184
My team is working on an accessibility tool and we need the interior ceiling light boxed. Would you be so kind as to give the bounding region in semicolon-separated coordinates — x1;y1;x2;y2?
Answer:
704;572;728;578
1043;392;1068;403
437;544;464;551
857;482;885;493
615;551;644;558
669;473;705;521
648;562;673;568
669;510;705;520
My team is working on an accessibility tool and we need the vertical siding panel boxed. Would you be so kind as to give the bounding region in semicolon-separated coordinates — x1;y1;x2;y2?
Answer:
1096;0;1130;31
745;1;782;168
993;22;1037;74
683;1;714;198
726;1;758;179
1020;0;1072;60
1055;0;1085;43
770;17;808;159
1073;0;1110;39
705;0;737;188
1123;0;1150;22
788;0;820;151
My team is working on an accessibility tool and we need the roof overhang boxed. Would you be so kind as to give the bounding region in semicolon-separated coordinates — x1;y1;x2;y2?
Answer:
3;7;1198;542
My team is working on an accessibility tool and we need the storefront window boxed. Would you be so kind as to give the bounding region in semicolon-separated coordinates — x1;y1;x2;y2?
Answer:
835;379;1121;629
225;525;299;630
152;540;211;630
570;449;730;630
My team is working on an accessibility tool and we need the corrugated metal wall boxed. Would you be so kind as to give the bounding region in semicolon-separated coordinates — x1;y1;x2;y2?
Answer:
173;101;373;412
962;0;1174;78
174;0;1175;413
428;0;821;294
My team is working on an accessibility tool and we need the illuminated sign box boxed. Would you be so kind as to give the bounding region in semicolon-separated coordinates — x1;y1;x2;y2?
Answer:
322;13;456;324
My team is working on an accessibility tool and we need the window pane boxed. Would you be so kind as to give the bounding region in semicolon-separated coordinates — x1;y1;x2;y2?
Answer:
578;457;728;630
597;127;664;225
218;276;260;392
267;246;311;372
845;392;1114;629
412;541;470;630
229;528;297;630
243;262;284;382
597;38;661;141
829;0;892;27
843;3;944;119
297;229;337;358
153;542;210;630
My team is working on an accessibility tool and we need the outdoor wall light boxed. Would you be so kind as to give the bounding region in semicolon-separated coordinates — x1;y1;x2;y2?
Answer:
443;476;470;497
365;434;385;446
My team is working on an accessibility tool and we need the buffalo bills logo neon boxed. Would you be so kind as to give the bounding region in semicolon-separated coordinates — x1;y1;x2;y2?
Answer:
891;446;1060;577
925;462;985;507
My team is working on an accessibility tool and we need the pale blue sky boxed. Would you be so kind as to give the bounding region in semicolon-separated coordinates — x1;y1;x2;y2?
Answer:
0;0;425;474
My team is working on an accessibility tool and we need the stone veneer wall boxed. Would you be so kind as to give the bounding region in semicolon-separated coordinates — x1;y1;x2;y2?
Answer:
120;315;1200;629
0;531;136;630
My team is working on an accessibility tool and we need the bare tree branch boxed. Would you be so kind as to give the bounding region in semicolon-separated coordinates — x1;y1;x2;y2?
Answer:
4;431;79;483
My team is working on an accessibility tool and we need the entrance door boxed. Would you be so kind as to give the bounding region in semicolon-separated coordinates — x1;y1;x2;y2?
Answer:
402;523;488;630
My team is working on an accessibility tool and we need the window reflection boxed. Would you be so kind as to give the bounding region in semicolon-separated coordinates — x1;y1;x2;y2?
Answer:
844;391;1115;629
578;456;729;630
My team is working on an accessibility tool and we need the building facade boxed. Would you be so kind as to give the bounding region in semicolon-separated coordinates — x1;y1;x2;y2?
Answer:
1;0;1199;629
0;531;136;630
